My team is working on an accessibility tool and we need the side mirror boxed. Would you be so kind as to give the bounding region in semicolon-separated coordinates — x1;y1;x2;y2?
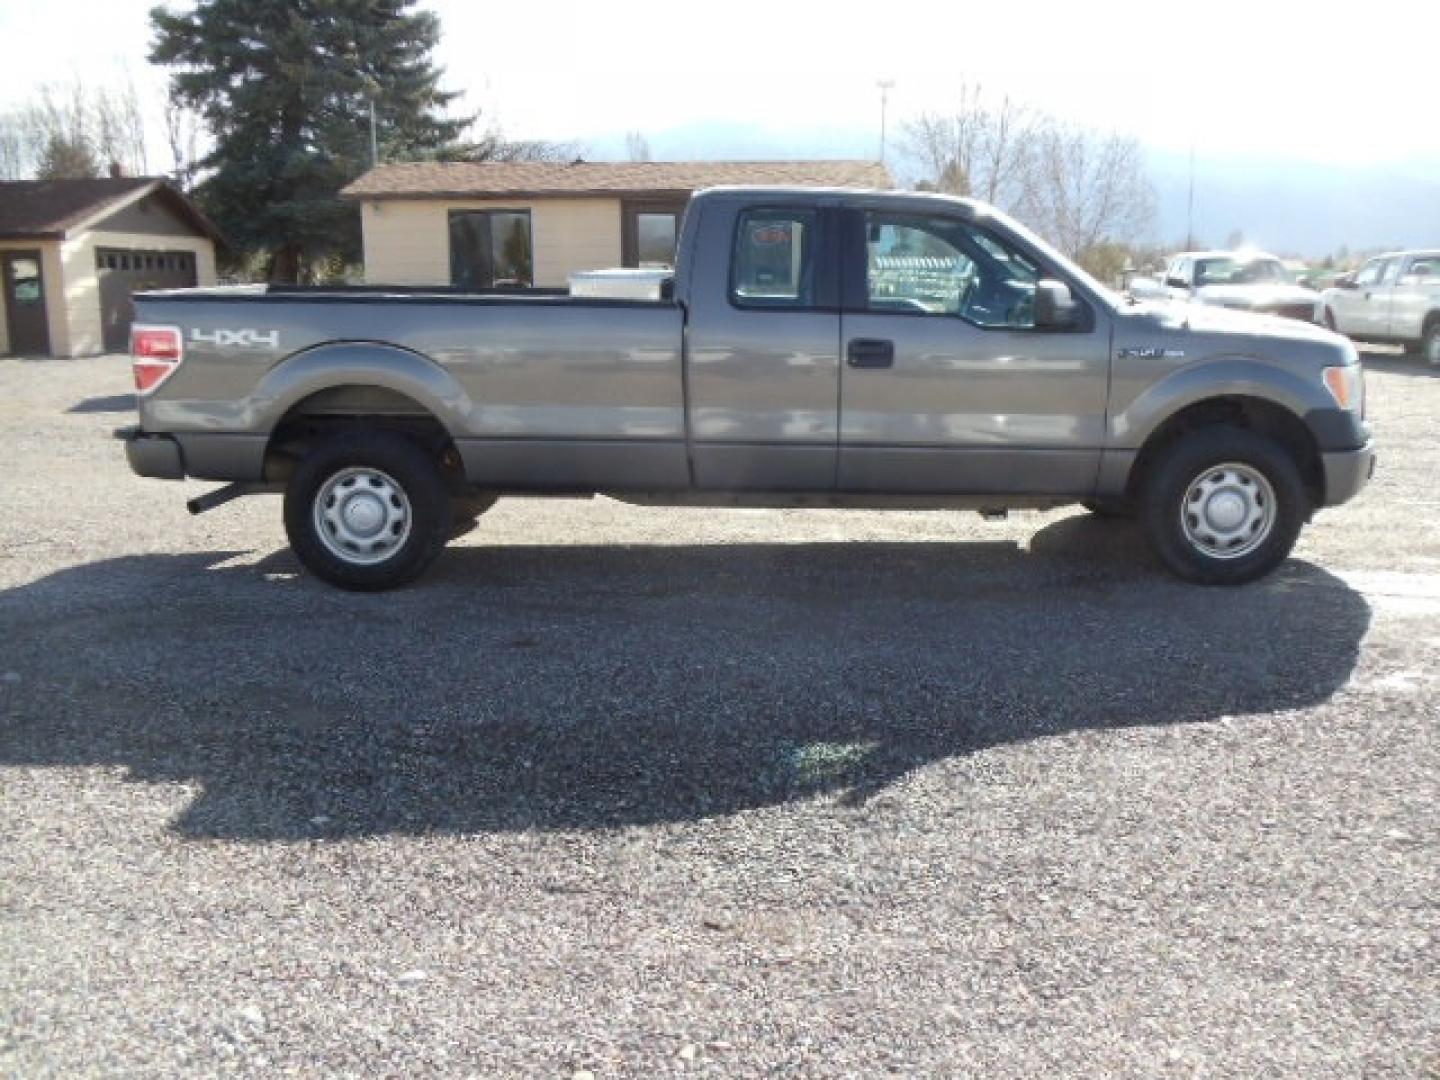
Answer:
1034;279;1079;329
1164;275;1189;290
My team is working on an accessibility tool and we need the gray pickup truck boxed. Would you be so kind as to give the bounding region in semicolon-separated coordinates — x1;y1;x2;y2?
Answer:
121;186;1374;590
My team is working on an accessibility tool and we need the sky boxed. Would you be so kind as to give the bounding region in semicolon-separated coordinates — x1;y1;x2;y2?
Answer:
2;0;1437;253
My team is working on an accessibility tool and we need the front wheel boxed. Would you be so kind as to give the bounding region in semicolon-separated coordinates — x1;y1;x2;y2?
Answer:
1140;427;1309;586
284;430;452;590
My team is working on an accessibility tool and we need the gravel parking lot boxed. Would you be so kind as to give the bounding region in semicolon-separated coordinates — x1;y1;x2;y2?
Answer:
1;350;1436;1077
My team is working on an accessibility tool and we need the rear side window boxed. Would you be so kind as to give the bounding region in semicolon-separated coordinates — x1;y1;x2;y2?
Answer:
731;209;817;308
1407;257;1439;280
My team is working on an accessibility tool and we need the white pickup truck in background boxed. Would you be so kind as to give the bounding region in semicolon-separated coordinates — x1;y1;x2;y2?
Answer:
1322;250;1440;365
1130;250;1322;323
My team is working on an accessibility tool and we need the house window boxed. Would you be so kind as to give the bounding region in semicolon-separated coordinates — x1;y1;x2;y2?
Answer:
622;200;687;268
449;209;533;289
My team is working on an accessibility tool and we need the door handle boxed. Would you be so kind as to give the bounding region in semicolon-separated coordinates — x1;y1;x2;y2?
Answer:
847;338;895;369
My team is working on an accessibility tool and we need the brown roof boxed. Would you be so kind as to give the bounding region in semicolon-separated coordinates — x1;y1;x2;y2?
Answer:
341;159;893;201
0;177;224;243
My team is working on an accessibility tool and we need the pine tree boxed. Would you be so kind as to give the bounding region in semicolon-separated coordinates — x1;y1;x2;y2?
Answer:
150;0;473;282
36;135;100;180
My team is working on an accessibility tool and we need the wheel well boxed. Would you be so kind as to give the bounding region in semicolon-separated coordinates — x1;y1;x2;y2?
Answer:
1128;395;1324;505
264;385;464;486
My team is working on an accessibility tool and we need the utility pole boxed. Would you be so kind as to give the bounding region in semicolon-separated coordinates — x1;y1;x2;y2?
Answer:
876;79;895;164
1185;140;1196;249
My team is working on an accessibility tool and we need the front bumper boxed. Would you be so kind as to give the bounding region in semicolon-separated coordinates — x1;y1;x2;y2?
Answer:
116;425;185;480
1321;441;1376;506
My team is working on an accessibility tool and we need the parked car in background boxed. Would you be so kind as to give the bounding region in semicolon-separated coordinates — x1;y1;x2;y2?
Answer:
1322;250;1440;365
1130;250;1322;323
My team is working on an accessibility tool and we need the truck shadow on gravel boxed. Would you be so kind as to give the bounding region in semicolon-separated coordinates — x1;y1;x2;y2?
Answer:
0;515;1371;839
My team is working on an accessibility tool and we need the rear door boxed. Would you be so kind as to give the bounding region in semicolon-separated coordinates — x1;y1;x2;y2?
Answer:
836;206;1109;495
682;201;840;489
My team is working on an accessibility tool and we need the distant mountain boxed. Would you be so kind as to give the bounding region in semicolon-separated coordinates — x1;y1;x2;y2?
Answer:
1150;151;1440;257
583;122;1440;258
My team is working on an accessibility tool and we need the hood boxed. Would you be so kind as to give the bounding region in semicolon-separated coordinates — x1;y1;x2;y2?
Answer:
1121;298;1351;350
1194;282;1320;308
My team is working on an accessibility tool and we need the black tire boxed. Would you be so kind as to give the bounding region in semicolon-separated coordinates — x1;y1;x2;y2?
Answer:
1081;497;1134;519
1422;317;1440;367
449;492;498;538
284;430;452;591
1140;426;1309;586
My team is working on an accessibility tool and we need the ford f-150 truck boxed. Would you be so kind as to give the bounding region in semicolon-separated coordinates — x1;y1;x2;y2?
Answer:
1322;249;1440;364
120;186;1375;590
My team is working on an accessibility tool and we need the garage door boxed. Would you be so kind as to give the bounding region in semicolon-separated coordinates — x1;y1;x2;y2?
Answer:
97;249;198;352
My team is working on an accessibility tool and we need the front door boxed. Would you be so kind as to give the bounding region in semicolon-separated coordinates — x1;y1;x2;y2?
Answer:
1332;256;1389;335
2;251;50;355
837;208;1109;495
684;204;840;489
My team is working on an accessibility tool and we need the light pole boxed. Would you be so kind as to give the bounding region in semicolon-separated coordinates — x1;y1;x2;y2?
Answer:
876;79;894;164
1185;140;1196;250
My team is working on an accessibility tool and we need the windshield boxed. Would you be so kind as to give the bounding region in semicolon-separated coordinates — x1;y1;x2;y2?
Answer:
973;205;1121;308
1195;257;1290;286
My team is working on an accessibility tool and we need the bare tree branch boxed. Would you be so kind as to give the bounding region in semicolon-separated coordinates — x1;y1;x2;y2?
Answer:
901;85;1154;260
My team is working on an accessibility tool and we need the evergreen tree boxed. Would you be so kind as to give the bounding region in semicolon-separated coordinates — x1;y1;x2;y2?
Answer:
150;0;473;281
36;135;100;180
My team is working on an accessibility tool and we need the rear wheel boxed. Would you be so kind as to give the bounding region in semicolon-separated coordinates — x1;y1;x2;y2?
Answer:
1423;317;1440;367
284;430;452;590
1140;426;1309;586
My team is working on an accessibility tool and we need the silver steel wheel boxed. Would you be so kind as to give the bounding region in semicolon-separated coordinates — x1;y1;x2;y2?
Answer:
1179;462;1277;560
312;467;412;566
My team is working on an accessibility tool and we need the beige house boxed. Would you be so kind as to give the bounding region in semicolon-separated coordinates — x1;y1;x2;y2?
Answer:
0;177;222;357
341;160;892;289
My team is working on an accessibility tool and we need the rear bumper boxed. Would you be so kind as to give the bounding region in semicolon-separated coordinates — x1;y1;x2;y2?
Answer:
1321;441;1376;507
116;426;185;480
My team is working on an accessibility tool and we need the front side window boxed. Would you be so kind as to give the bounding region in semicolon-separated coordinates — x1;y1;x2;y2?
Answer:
1354;259;1386;288
864;212;1040;328
731;209;816;307
449;209;533;289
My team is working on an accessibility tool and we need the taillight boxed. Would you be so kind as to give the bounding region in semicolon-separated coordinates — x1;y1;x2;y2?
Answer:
131;325;183;394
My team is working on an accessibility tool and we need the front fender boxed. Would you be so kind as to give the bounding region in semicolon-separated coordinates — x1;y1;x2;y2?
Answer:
1112;354;1331;448
248;342;476;435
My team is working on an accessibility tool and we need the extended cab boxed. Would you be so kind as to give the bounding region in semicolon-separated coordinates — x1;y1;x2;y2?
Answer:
1322;250;1440;364
121;187;1375;590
